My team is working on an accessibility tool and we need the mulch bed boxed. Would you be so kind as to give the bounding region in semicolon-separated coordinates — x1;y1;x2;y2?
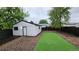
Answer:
0;35;40;51
58;31;79;47
0;36;20;46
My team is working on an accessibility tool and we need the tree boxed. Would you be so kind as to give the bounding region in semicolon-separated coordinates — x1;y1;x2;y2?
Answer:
49;7;70;29
39;19;48;24
0;7;28;30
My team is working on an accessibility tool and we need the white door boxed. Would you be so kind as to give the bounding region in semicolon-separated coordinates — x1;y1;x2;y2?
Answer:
22;26;27;36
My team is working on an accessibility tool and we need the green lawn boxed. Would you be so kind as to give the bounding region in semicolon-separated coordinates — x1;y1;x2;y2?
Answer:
34;31;79;51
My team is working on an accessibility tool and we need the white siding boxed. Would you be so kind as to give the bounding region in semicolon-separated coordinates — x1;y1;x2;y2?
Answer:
63;24;76;27
76;24;79;27
13;21;41;36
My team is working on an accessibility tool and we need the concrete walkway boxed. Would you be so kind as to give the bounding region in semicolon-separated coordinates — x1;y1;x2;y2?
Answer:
0;36;39;51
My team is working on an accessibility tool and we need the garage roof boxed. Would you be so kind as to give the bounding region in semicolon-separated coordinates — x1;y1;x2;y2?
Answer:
14;20;41;26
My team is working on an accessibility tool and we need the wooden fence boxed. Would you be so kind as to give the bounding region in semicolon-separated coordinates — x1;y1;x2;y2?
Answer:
42;27;79;36
0;29;12;40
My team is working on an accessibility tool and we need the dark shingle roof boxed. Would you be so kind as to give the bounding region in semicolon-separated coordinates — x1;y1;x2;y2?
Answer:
14;20;41;26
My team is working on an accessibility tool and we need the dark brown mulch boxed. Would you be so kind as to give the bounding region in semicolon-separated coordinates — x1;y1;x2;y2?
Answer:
0;36;20;46
0;35;40;51
58;31;79;47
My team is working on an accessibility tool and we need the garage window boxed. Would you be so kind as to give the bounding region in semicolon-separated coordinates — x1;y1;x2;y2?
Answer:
14;27;18;30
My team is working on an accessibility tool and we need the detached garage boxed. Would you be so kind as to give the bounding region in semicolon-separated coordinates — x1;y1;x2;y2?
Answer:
13;21;41;36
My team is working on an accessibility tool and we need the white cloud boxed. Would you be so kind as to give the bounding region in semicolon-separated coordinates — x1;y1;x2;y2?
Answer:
23;7;79;23
23;7;51;23
69;7;79;23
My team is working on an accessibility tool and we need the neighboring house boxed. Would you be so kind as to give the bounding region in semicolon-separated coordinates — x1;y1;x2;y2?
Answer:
63;22;79;28
13;21;41;36
75;23;79;27
63;23;77;27
39;24;50;28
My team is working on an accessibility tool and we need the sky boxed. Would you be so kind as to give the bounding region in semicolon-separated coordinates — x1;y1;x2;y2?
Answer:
23;7;79;24
69;7;79;23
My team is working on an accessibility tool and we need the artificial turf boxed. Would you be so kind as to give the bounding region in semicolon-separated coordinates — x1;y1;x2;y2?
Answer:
34;31;79;51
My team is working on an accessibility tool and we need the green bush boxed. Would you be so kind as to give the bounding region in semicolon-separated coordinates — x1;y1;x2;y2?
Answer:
0;7;28;30
39;19;48;24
